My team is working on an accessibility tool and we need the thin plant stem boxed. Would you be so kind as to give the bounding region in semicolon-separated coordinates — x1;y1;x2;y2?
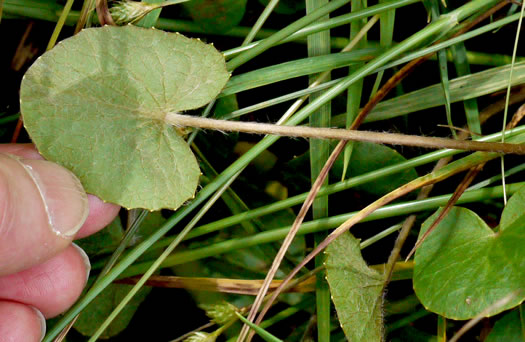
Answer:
95;0;114;25
47;0;75;50
166;114;525;155
438;315;446;342
74;0;96;33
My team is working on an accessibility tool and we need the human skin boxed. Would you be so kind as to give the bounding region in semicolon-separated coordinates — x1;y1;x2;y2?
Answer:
0;144;120;341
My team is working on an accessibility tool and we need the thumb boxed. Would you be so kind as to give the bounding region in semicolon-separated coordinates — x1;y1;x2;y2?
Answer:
0;153;89;276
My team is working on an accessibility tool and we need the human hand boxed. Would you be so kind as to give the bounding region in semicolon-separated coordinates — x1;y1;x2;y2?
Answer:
0;144;120;341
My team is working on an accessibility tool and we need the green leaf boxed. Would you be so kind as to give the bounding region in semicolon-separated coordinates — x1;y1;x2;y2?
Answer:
413;186;525;319
183;0;247;33
20;26;230;210
485;310;524;342
74;283;151;338
332;142;419;197
235;312;284;342
326;232;385;342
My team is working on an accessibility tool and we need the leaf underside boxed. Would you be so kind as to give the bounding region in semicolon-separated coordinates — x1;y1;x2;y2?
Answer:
21;25;230;210
325;232;385;342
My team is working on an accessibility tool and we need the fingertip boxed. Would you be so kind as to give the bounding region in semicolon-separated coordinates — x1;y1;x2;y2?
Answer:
0;144;121;239
0;154;88;275
0;143;43;160
0;245;90;318
0;301;45;342
75;195;121;239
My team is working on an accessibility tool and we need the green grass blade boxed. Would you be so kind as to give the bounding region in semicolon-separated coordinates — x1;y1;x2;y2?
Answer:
451;42;481;135
219;78;342;120
305;0;332;339
342;0;368;182
223;14;525;121
369;0;395;98
468;163;525;191
377;12;525;70
227;0;351;70
428;0;456;138
120;182;525;275
235;312;284;342
224;0;422;58
222;48;379;97
0;113;20;124
499;0;525;205
338;61;525;124
386;309;432;333
437;48;456;138
242;0;279;46
438;315;447;341
46;0;74;50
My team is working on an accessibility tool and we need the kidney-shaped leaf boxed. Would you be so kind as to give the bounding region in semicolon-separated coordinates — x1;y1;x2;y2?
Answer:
20;26;230;210
413;186;525;319
326;232;385;341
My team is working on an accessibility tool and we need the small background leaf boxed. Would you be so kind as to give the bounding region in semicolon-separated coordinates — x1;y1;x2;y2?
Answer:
74;283;152;339
20;25;230;210
325;232;385;342
183;0;247;33
485;310;524;342
283;141;418;197
331;141;419;196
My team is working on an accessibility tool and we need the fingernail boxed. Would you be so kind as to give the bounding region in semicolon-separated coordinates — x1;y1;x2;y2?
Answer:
72;243;91;285
19;159;89;237
29;306;46;342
